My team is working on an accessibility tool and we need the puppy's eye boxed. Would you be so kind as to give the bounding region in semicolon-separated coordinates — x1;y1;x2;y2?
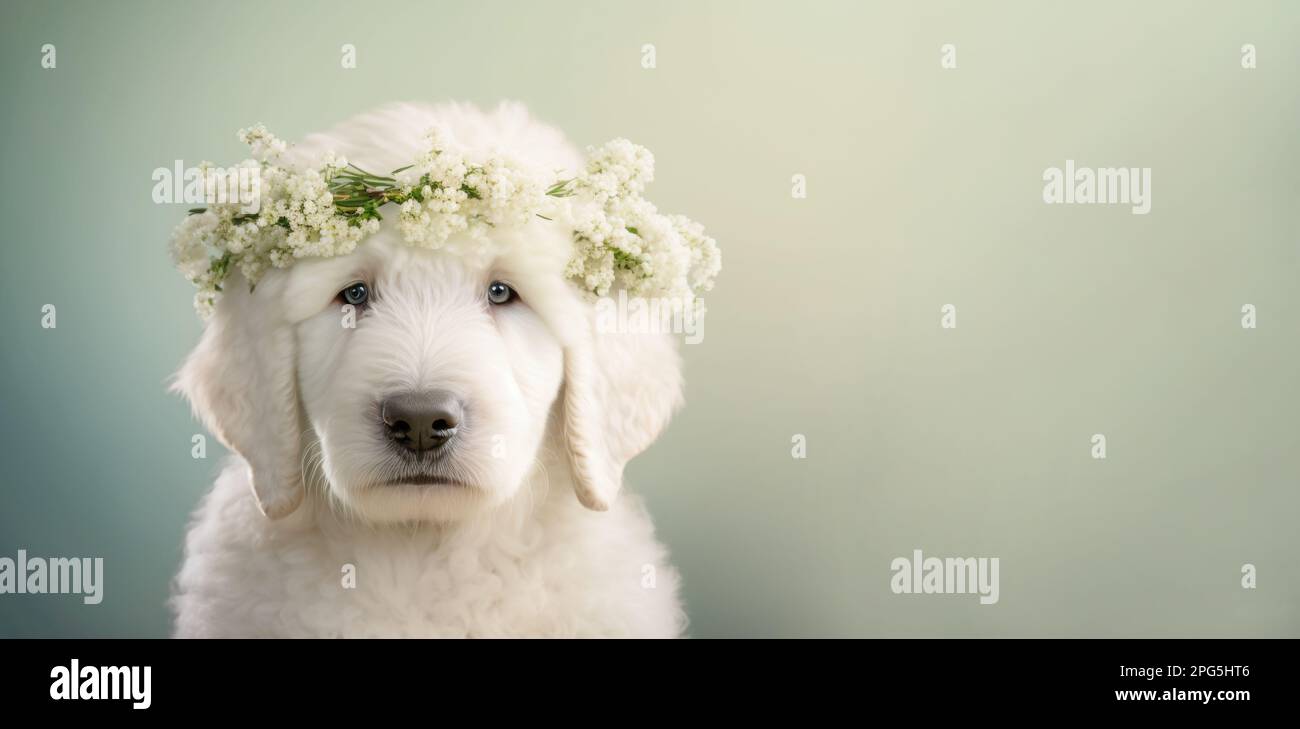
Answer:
487;280;516;305
340;282;370;306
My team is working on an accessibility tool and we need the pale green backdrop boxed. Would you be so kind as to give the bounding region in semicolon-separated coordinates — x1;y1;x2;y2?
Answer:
1;0;1296;637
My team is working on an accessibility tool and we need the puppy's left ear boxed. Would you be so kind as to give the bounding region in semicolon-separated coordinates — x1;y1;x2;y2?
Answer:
172;274;305;519
564;323;684;511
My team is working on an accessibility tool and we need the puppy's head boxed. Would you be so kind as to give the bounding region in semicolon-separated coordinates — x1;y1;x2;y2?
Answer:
172;104;683;523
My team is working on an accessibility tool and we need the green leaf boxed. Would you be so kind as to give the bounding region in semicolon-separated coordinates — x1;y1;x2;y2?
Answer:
611;248;643;271
545;179;575;198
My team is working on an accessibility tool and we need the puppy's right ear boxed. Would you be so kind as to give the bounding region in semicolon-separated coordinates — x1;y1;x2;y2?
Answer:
171;274;304;519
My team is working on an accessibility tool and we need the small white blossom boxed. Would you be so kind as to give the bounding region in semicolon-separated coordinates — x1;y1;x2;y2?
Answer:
237;123;287;162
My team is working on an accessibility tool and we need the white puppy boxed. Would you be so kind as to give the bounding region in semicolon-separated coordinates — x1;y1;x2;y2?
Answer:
171;103;688;637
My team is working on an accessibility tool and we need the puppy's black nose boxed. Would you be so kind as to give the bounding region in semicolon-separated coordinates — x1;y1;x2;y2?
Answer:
381;391;462;453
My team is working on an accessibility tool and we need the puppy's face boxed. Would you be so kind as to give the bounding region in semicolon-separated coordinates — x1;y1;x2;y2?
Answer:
177;214;681;524
286;232;563;522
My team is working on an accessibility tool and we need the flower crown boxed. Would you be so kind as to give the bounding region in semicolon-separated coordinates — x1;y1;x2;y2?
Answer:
171;124;721;318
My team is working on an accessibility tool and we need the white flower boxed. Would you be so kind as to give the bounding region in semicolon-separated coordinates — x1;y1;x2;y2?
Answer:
237;123;287;162
322;151;348;179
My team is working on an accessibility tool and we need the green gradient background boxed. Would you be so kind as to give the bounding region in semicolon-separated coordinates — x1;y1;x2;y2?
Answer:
1;0;1296;637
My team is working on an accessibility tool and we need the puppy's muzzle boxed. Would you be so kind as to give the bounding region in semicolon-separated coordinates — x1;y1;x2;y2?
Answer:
381;390;463;453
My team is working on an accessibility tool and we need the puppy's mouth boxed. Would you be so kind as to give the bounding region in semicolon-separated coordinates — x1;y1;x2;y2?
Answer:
384;473;469;488
377;436;472;488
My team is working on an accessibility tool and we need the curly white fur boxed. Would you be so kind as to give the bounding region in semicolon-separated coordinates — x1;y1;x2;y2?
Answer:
171;102;688;637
